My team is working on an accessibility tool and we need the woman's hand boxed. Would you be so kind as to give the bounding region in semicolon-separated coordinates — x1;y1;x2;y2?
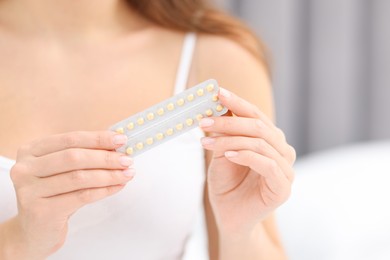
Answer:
200;88;295;236
5;131;134;260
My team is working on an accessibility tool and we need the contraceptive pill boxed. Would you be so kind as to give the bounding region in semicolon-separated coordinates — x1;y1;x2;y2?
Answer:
109;79;228;157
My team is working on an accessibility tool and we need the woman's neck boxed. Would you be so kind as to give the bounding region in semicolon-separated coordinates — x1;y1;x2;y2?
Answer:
0;0;150;42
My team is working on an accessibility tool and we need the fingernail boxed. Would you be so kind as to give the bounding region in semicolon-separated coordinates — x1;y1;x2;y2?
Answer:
119;156;133;167
199;118;215;127
201;137;215;145
113;135;128;145
219;88;232;98
225;151;238;158
123;168;136;177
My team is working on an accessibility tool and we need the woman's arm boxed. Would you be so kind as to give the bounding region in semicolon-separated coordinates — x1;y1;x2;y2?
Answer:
204;164;286;260
196;34;293;260
204;161;286;260
0;219;10;259
0;217;25;259
0;131;135;259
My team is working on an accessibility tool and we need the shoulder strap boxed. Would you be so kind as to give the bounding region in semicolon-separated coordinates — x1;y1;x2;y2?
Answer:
173;32;197;95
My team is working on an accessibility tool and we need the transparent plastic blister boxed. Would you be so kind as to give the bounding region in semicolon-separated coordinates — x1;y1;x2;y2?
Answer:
109;79;228;157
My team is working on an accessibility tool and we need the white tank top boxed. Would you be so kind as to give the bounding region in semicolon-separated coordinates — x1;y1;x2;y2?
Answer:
0;33;209;260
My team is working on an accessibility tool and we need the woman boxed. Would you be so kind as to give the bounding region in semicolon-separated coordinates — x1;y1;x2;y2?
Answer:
0;0;295;259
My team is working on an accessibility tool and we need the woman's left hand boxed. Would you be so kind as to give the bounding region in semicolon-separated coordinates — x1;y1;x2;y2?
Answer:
200;88;296;235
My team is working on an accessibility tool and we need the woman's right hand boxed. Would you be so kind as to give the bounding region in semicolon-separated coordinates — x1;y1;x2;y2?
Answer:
4;131;134;260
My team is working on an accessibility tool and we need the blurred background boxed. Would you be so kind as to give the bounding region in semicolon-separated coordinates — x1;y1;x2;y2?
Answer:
209;1;390;259
217;0;390;156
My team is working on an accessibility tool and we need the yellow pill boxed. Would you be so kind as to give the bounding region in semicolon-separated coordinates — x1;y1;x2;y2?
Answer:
146;138;154;145
206;109;213;116
177;98;185;106
126;147;134;155
166;128;174;136
187;94;194;101
147;113;154;121
116;127;124;134
206;84;215;92
212;94;219;102
216;104;224;112
137;117;145;125
127;122;134;130
157;108;164;116
196;114;204;121
186;118;194;126
136;142;144;150
156;133;164;140
167;103;175;111
197;88;204;96
176;123;184;131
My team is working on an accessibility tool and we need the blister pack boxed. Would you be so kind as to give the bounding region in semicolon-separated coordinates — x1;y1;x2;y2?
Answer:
109;79;228;157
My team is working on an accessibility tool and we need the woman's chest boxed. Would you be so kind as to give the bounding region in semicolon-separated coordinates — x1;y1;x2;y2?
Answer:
0;43;180;158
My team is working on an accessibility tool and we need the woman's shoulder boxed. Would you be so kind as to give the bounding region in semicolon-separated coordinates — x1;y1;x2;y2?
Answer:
197;33;258;61
196;33;273;117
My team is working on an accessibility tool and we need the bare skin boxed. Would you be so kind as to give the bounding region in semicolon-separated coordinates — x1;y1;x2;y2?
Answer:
0;1;182;159
0;0;295;259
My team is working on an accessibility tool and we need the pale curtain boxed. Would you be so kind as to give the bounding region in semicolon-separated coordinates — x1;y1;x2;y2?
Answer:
219;0;390;155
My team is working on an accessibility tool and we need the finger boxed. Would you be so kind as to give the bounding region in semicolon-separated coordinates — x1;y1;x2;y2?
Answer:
202;128;296;165
201;136;294;182
200;116;266;137
218;87;275;127
224;150;292;201
200;116;293;162
31;149;133;177
29;131;128;157
217;88;296;163
34;168;135;197
46;184;126;215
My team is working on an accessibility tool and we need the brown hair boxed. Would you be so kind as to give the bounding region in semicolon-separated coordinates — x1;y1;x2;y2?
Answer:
127;0;269;70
